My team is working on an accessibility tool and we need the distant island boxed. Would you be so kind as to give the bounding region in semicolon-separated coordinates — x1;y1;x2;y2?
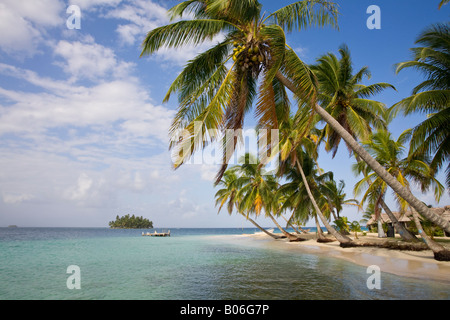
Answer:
109;214;153;229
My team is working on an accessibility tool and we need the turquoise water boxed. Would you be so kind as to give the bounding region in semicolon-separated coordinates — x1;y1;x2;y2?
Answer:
0;227;448;300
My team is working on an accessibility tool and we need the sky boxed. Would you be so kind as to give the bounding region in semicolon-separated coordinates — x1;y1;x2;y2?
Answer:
0;0;448;228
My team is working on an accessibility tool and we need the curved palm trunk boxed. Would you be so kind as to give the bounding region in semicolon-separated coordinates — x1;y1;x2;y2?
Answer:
380;200;417;241
314;215;327;240
281;215;302;234
241;213;283;239
354;155;417;241
410;208;450;261
295;159;352;244
267;213;299;241
276;71;450;234
330;207;338;221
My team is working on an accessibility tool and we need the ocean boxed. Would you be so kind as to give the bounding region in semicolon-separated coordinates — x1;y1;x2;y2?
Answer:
0;227;448;300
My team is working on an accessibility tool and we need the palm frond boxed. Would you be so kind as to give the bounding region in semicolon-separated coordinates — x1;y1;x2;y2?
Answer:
140;19;236;57
170;60;237;168
268;0;339;32
164;39;232;103
280;48;318;105
355;83;396;99
168;0;208;20
392;90;450;115
259;24;287;86
205;0;262;24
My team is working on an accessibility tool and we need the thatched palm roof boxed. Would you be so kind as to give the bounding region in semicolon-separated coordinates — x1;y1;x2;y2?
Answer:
366;205;450;226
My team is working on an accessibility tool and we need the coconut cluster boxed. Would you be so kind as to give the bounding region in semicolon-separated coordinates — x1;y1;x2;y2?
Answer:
232;41;264;72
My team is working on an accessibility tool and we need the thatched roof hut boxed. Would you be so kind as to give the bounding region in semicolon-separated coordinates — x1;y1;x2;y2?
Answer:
366;211;412;227
366;205;450;230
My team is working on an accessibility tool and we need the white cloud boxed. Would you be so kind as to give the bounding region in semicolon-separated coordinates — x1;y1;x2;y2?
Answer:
2;193;34;205
0;3;41;55
69;0;123;11
294;46;308;58
103;0;170;45
53;38;135;82
100;0;225;66
0;63;174;143
200;164;220;182
0;0;64;56
64;172;94;201
0;0;240;228
150;41;224;66
2;0;64;26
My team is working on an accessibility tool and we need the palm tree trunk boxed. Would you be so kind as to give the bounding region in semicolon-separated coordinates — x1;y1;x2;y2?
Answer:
410;208;450;261
275;71;450;234
380;200;417;241
267;212;299;241
281;215;302;234
241;213;282;239
354;154;417;241
377;217;386;238
314;215;326;240
295;158;352;244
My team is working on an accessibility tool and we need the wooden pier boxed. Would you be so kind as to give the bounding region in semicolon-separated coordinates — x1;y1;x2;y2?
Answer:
142;230;170;237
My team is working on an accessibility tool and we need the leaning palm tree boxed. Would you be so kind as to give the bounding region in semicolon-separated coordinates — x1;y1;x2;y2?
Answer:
353;129;449;260
215;169;282;239
320;179;360;220
235;153;300;241
140;0;450;234
278;150;339;242
311;44;394;157
393;23;450;189
142;0;337;181
277;68;450;234
275;113;352;244
308;44;419;240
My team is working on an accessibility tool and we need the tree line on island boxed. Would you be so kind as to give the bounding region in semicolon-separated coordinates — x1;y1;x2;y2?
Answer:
109;214;153;229
140;0;450;260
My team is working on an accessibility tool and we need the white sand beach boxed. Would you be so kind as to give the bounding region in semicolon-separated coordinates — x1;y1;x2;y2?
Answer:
229;232;450;282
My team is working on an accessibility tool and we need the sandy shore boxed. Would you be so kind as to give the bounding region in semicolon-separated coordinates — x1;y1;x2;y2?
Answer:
229;232;450;282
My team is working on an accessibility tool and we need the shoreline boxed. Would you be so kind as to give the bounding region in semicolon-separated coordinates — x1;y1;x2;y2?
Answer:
219;232;450;283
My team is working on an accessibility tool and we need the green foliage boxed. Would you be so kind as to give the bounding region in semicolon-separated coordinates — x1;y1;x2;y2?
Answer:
311;44;394;157
109;214;153;229
140;0;339;183
332;216;350;233
349;220;362;239
393;23;450;187
409;216;445;239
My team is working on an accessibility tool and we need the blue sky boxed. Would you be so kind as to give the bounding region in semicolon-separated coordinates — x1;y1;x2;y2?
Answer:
0;0;448;228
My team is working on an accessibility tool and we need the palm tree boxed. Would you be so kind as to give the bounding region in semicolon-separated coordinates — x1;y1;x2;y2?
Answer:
278;151;336;242
311;44;394;157
141;0;337;180
306;44;420;240
215;168;282;239
274;112;352;244
140;0;450;234
320;179;360;220
235;153;300;241
353;129;449;260
277;67;450;234
349;220;362;239
393;23;450;189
